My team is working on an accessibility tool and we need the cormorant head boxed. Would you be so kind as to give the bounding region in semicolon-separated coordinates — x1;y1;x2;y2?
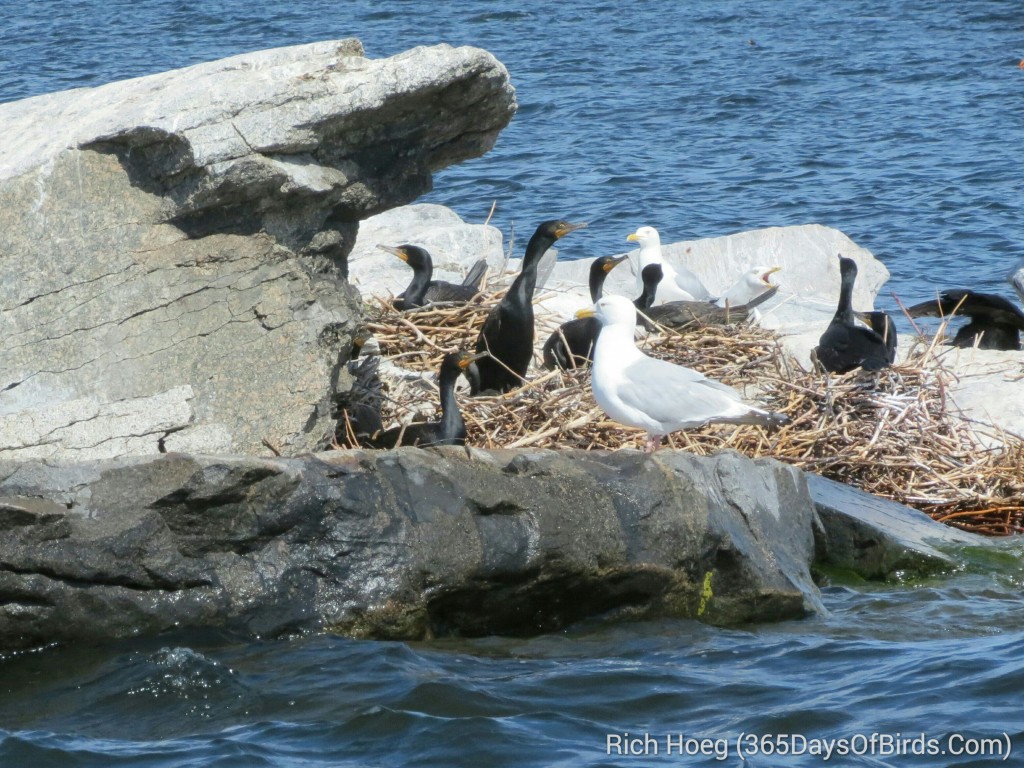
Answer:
593;255;629;275
838;255;858;281
350;328;374;358
536;219;587;241
377;244;432;271
444;350;486;389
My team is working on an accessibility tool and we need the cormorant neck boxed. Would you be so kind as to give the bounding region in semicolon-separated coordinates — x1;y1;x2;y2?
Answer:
523;231;557;271
589;267;609;303
834;270;856;324
404;265;432;306
636;279;658;310
509;233;555;308
437;365;464;438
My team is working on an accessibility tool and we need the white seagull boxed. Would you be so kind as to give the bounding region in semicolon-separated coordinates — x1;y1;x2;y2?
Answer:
627;226;714;303
578;295;788;452
715;265;781;308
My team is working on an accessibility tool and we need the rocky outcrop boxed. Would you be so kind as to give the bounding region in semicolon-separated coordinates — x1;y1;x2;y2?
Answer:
807;473;982;577
0;448;829;651
0;41;517;460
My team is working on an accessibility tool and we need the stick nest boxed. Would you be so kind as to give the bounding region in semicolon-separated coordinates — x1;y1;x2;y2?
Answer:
346;293;1024;536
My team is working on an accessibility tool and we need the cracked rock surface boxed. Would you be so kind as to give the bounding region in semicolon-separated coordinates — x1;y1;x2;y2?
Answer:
0;40;517;458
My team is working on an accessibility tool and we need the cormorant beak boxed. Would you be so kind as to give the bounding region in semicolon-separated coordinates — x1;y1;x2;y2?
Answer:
604;255;629;272
575;307;597;319
556;221;588;238
461;351;488;368
761;266;781;285
376;244;408;262
853;311;872;326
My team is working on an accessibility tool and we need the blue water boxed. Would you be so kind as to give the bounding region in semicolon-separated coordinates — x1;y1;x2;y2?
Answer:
2;1;1024;765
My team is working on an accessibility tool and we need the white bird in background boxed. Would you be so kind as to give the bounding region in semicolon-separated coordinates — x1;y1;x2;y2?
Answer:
627;226;714;303
578;295;788;452
715;265;781;308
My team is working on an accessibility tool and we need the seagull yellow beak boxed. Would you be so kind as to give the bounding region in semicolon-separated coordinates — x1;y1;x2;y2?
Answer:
626;232;640;242
761;266;781;284
575;307;597;319
377;244;408;262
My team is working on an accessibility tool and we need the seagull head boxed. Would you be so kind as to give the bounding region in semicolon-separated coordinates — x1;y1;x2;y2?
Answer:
753;265;781;287
1008;261;1024;304
626;226;661;248
577;294;638;328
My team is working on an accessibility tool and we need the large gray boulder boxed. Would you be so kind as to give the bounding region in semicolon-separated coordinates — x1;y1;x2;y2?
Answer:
0;448;823;651
0;40;516;460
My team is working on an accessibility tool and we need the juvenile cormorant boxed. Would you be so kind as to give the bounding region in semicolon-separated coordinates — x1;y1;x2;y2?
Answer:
814;256;893;373
472;219;587;393
350;327;374;360
906;281;1024;351
541;255;628;370
378;244;487;310
578;296;788;452
638;264;779;329
363;350;482;449
626;226;714;303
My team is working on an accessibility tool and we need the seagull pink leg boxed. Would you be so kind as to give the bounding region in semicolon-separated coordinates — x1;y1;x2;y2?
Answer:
644;433;661;453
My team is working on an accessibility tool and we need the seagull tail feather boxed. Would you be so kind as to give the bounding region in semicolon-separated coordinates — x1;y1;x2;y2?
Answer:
721;408;789;431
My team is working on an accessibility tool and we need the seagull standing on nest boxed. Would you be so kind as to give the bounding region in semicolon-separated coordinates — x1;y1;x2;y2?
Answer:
578;295;788;452
627;226;714;303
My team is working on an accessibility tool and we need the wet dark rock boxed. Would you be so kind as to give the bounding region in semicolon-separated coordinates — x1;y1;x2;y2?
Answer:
0;449;826;652
808;473;981;578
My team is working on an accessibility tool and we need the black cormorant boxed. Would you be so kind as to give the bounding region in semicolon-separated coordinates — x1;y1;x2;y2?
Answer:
906;286;1024;351
855;311;898;363
541;255;627;370
637;264;779;329
378;244;487;310
363;350;482;448
472;219;587;393
814;255;893;373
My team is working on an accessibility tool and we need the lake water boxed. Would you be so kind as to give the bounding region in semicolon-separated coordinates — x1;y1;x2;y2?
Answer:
2;1;1023;765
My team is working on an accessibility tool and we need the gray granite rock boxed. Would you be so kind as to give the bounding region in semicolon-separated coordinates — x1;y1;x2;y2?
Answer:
0;41;516;460
0;448;823;651
808;473;983;578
